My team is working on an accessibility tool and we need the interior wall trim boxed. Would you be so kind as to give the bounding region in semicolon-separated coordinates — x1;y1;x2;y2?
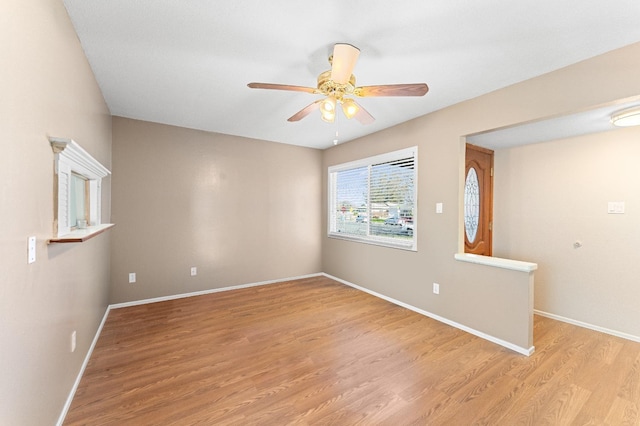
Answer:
534;309;640;343
56;305;111;426
110;273;324;309
323;273;535;356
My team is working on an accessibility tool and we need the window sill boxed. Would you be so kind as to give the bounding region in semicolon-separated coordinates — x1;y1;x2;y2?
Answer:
48;223;115;244
454;253;537;272
328;233;417;251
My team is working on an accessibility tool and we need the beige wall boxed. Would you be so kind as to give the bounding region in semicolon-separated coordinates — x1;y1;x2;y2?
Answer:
0;0;112;424
109;118;323;303
494;126;640;338
322;42;640;349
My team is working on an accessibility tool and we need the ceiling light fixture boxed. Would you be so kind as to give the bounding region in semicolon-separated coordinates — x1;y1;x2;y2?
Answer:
321;97;337;123
341;98;360;119
611;107;640;127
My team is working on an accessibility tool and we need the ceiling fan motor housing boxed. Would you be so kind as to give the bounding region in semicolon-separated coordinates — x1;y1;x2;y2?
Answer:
317;70;356;102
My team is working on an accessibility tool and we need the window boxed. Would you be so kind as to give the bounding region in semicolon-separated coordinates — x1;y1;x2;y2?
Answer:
328;147;417;251
70;173;89;229
49;137;111;238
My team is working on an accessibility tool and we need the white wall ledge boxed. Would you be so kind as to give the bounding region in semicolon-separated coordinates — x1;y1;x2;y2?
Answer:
48;223;115;244
454;253;537;272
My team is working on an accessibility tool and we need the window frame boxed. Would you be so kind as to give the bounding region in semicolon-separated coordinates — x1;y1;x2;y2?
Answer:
327;146;418;251
50;137;111;238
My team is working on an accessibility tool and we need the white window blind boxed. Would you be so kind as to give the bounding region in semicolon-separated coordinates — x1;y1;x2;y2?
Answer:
328;147;417;250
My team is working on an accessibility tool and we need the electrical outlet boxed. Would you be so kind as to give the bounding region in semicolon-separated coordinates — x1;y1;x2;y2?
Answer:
129;272;136;283
433;283;440;294
71;330;77;353
190;267;197;276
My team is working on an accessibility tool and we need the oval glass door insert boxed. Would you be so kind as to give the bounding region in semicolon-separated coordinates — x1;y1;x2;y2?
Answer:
464;167;480;243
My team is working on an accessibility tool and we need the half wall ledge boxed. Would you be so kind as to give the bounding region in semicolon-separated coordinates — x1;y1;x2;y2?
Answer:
454;253;538;272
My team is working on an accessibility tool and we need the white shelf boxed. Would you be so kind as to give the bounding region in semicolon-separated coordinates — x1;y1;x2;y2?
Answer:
48;224;115;244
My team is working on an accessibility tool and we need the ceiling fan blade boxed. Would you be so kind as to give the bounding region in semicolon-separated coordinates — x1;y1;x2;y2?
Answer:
287;100;323;122
330;43;360;85
247;82;317;94
353;101;375;125
355;83;429;97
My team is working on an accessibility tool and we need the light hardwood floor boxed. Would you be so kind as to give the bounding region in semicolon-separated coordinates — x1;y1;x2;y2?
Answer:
64;276;640;425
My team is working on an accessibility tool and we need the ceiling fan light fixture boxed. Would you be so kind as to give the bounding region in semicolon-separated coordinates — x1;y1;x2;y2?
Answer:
320;97;337;122
611;107;640;127
321;110;335;123
341;98;360;119
321;96;336;112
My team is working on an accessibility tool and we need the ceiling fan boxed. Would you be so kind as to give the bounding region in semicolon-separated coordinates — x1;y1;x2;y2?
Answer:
247;43;429;124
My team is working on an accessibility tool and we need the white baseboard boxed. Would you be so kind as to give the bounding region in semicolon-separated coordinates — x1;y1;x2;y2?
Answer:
323;273;535;356
56;305;111;426
110;273;324;309
534;309;640;343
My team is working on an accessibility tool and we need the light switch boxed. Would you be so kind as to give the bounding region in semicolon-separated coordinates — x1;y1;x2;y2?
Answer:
607;201;625;214
28;236;36;264
436;203;443;214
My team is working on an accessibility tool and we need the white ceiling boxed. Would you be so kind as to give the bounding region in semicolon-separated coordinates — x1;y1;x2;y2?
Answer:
468;97;640;149
63;0;640;150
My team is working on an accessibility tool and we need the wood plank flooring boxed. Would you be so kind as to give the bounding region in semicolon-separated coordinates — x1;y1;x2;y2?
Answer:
64;276;640;425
